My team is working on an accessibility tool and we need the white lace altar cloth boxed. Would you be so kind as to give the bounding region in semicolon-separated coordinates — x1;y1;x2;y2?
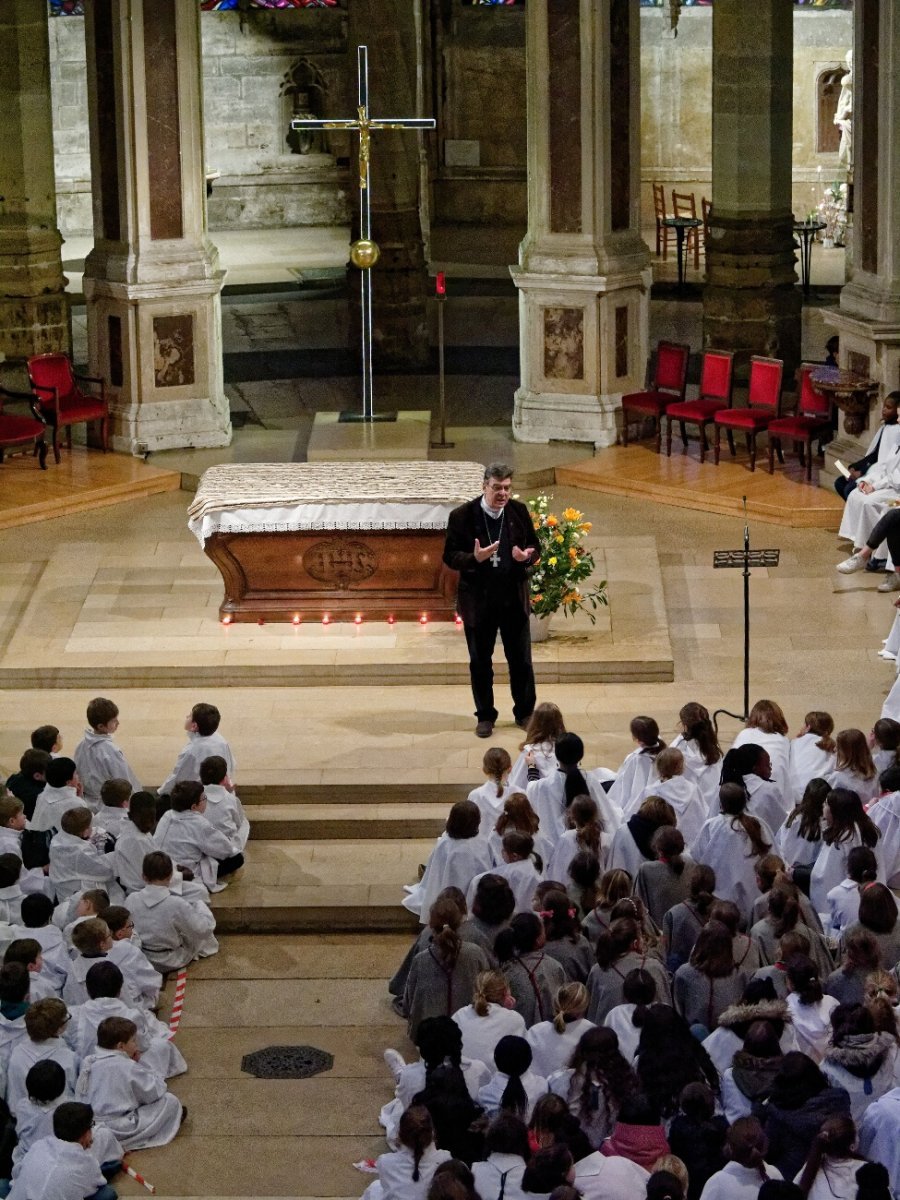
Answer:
188;461;486;545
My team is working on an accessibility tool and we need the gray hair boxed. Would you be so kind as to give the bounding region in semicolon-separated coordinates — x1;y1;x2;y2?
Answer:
484;462;514;482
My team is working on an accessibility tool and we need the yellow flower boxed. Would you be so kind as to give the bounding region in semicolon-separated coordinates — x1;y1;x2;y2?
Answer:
563;507;581;521
555;534;564;544
580;522;592;532
548;557;557;567
546;516;559;527
569;547;578;559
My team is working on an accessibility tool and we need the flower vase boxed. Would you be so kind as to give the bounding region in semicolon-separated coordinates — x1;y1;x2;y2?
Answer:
529;613;553;643
823;237;834;249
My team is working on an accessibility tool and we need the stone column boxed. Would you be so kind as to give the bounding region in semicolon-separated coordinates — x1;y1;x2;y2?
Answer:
0;0;69;360
703;0;800;376
82;0;230;453
512;0;651;449
822;0;900;482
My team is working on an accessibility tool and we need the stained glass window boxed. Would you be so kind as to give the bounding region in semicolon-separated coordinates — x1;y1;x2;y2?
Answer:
467;1;524;6
200;0;338;9
48;0;84;14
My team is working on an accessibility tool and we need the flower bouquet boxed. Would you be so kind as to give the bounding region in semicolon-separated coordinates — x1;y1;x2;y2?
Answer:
526;494;608;623
817;180;848;247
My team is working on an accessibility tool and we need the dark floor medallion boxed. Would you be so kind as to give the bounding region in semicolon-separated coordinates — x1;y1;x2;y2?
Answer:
241;1044;334;1079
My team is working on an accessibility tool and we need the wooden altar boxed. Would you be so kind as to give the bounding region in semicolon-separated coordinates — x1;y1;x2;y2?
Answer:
188;461;485;623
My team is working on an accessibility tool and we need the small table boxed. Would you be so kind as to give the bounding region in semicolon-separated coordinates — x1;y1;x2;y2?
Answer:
793;221;826;297
662;216;702;291
809;367;879;438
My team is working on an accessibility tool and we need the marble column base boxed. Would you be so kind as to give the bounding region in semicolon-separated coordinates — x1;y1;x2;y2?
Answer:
513;387;617;449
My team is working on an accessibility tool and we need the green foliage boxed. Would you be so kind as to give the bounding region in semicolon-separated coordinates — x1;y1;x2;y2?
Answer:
525;494;608;622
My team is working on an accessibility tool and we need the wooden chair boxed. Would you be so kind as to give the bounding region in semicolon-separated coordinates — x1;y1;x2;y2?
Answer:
621;341;691;452
663;349;734;464
672;189;700;271
653;182;672;260
0;388;47;469
26;353;109;464
766;364;833;482
713;355;784;472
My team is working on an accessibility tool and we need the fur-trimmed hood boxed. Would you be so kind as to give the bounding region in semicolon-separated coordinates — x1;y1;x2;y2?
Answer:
717;998;790;1029
825;1031;896;1079
731;1051;784;1101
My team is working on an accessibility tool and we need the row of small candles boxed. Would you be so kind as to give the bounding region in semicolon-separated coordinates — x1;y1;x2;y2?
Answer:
220;613;463;627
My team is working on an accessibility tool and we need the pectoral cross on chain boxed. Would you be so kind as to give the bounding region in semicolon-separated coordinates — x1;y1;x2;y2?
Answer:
490;549;500;568
291;46;436;422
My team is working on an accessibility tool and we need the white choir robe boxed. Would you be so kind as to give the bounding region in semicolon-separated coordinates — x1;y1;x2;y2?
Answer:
379;1056;489;1147
471;1153;530;1200
788;733;836;805
824;766;880;806
94;805;131;841
125;882;217;970
586;770;623;834
605;823;651;879
72;730;141;810
508;741;558;791
8;1135;113;1200
859;1086;900;1197
545;829;610;888
11;1097;122;1175
157;729;236;796
809;830;886;916
402;834;493;921
13;923;70;992
825;878;861;937
0;1012;27;1098
488;827;553;871
630;775;707;845
29;785;81;834
526;770;568;845
468;858;542;915
201;783;250;852
671;735;723;816
107;938;163;1010
63;953;138;1009
605;748;659;815
476;1067;548;1120
0;884;22;926
697;1161;782;1200
744;774;788;835
690;813;776;923
786;992;840;1062
66;996;186;1079
838;448;900;549
883;665;900;724
603;1003;642;1062
112;827;159;894
731;728;791;807
572;1151;650;1200
451;1003;527;1070
367;1144;452;1200
869;790;900;885
525;1016;595;1077
48;831;123;904
467;780;514;839
76;1047;183;1150
0;828;52;899
775;819;821;871
154;808;234;893
6;1036;77;1110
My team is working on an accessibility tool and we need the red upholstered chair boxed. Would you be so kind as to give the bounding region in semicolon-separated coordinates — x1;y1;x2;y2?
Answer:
766;364;833;482
26;353;109;464
713;355;784;471
0;388;47;469
621;341;690;451
663;348;734;463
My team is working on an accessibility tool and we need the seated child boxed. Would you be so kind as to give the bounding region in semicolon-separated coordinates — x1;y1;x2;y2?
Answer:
101;910;162;1010
96;780;132;842
76;1016;184;1150
125;851;218;971
6;998;77;1111
0;797;53;899
5;939;58;1002
8;1099;119;1200
10;1061;123;1183
30;726;61;757
825;845;877;937
63;920;120;1008
154;781;243;892
11;895;69;994
158;701;235;797
29;758;82;835
111;792;157;895
197;756;249;852
4;750;49;824
56;889;110;944
0;964;30;1098
0;855;25;927
49;809;123;905
73;697;140;812
66;961;186;1080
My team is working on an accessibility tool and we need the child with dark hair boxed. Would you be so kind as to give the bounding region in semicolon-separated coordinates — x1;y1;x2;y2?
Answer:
870;719;900;773
30;726;60;756
586;915;670;1023
691;783;774;923
471;1113;530;1200
157;701;235;798
607;716;667;814
73;697;140;810
566;850;602;920
869;764;900;887
10;1100;118;1200
825;730;880;806
786;955;840;1062
525;732;590;844
732;699;792;801
62;919;115;1007
125;850;218;971
468;747;514;838
751;884;833;979
0;854;24;927
635;1006;719;1121
522;1144;576;1196
788;714;836;807
7;998;76;1111
635;827;692;927
667;1082;728;1200
810;788;882;916
404;898;490;1040
821;1004;898;1123
546;794;608;889
762;1052;852;1180
826;846;878;939
796;1115;865;1200
549;1025;637;1147
671;701;723;817
49;807;122;905
477;1034;546;1121
509;703;567;791
97;778;132;841
608;796;677;880
469;830;542;915
496;912;567;1028
6;937;56;1004
603;967;657;1063
538;891;595;982
844;882;900;967
4;751;49;823
661;863;718;973
778;778;830;883
720;1019;785;1123
698;1117;781;1200
29;758;81;834
459;874;515;965
111;791;159;895
673;920;750;1036
198;754;249;852
627;747;706;846
154;780;243;892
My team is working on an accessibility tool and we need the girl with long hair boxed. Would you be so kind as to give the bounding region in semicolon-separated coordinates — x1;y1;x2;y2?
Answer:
732;699;791;802
825;730;880;806
549;1025;638;1147
403;800;493;923
607;716;667;814
470;831;542;916
477;1034;547;1121
526;732;591;844
545;793;608;887
608;795;678;879
863;969;900;1038
661;862;718;973
508;702;567;791
797;1116;866;1200
826;846;879;940
789;712;837;807
525;982;594;1077
699;1117;781;1200
701;975;790;1076
870;718;900;774
720;744;787;837
495;912;567;1028
762;1052;853;1182
810;789;882;915
786;954;840;1062
667;1082;727;1200
627;747;707;845
404;898;492;1040
691;783;773;923
751;883;834;980
566;850;602;920
633;1005;719;1121
585;914;670;1023
673;919;750;1035
635;827;693;927
374;1105;452;1200
602;966;657;1064
459;874;515;966
467;747;514;838
822;1004;899;1123
538;890;595;983
582;868;637;947
451;969;526;1070
527;1092;592;1163
671;701;723;817
777;778;830;881
844;881;900;968
470;1113;531;1200
825;928;882;1008
488;793;552;870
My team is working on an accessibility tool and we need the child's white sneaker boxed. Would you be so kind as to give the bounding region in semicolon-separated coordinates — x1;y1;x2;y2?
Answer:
383;1048;405;1081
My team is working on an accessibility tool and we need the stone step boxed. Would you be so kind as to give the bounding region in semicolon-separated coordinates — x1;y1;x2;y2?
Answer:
238;782;464;807
246;802;448;841
211;838;427;934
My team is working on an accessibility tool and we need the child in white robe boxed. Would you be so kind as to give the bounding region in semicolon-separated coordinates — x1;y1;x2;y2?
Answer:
125;850;218;969
403;800;492;922
525;733;590;846
365;1106;452;1200
66;960;185;1080
0;855;24;927
605;716;666;815
11;1062;122;1180
76;1015;183;1151
49;808;123;906
452;970;527;1069
63;920;140;1010
670;702;723;817
777;778;828;875
721;746;787;836
628;747;707;846
824;728;880;806
157;700;235;797
785;955;840;1062
525;982;594;1077
487;795;552;871
95;778;132;842
112;791;160;895
53;888;108;941
9;1099;119;1200
0;963;30;1098
731;699;792;807
809;789;884;916
11;895;71;994
73;698;141;812
824;846;877;937
6;998;77;1111
0;797;53;900
545;795;608;888
871;718;900;774
468;832;542;915
103;913;162;1010
788;713;837;805
29;757;83;835
508;703;567;791
691;783;775;924
154;781;242;893
197;755;250;852
5;937;60;1003
468;747;515;838
476;1034;547;1121
867;766;900;886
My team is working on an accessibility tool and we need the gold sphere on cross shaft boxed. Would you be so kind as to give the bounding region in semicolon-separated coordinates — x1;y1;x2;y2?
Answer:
350;238;381;270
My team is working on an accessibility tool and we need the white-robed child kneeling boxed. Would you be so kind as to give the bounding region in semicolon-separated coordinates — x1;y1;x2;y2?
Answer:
125;850;218;969
8;1099;121;1200
363;1106;452;1200
605;716;667;816
76;1015;184;1150
508;703;568;791
10;894;70;995
403;800;493;922
468;747;515;838
154;780;243;894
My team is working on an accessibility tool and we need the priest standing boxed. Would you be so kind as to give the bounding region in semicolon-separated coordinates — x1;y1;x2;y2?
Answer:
443;462;540;738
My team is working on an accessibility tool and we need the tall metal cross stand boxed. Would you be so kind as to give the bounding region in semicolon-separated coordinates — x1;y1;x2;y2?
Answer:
711;497;780;730
291;46;436;423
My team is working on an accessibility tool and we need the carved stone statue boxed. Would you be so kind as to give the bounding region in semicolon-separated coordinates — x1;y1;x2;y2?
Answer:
835;49;852;168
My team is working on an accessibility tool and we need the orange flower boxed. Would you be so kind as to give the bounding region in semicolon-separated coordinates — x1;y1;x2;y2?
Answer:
563;507;581;521
579;522;592;532
546;516;559;527
533;594;543;602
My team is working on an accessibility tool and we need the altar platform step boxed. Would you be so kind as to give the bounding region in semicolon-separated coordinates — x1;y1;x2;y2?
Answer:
247;802;449;841
0;447;181;531
556;443;844;531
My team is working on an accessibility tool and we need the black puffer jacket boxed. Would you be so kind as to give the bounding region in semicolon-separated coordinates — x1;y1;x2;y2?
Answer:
756;1085;852;1180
